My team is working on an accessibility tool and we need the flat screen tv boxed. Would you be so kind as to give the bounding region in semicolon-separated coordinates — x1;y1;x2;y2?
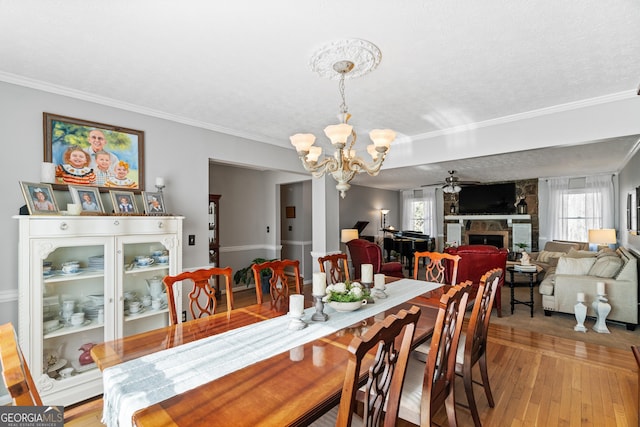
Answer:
458;183;516;214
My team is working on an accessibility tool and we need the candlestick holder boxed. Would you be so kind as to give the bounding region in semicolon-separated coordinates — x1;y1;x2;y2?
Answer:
373;286;388;299
592;294;611;333
574;298;587;333
362;282;375;304
155;184;165;194
288;312;307;330
311;295;328;321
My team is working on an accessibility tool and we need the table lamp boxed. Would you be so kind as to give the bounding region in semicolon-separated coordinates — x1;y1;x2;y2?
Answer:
341;229;359;243
588;229;616;251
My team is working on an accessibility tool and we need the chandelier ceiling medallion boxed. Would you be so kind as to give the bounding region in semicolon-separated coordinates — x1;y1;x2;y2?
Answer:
290;39;395;198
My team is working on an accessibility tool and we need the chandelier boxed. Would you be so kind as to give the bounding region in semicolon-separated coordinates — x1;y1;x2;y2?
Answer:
290;39;395;198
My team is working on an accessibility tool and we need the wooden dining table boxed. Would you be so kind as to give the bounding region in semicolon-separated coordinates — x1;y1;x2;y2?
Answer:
91;279;440;426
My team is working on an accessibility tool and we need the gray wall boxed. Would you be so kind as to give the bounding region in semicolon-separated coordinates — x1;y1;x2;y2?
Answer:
619;145;640;254
339;184;401;244
0;81;302;327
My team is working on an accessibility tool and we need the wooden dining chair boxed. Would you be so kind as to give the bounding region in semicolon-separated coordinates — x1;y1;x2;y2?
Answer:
0;323;43;406
397;282;471;426
311;306;422;427
318;253;350;284
163;267;234;325
252;259;302;305
456;268;502;427
413;251;461;301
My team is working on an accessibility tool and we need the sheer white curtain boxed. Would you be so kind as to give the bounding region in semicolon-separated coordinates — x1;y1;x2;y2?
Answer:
401;188;437;236
585;174;615;229
547;174;614;241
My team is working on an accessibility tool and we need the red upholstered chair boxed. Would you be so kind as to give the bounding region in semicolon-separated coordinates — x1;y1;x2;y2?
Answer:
444;245;508;317
346;239;404;279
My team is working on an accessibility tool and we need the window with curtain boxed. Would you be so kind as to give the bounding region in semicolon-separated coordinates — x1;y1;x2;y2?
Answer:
547;175;614;242
402;188;436;236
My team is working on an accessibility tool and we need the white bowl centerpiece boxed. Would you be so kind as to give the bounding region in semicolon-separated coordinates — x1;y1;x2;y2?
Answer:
323;280;369;312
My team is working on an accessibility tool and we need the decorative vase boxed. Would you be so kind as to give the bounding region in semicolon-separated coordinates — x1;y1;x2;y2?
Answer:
592;295;611;333
574;301;587;332
328;300;367;312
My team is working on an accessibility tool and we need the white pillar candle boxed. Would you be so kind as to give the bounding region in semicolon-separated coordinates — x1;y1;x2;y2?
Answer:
41;162;56;183
577;292;585;302
155;177;165;187
596;281;605;295
374;273;385;290
312;272;326;296
361;264;373;283
289;294;304;316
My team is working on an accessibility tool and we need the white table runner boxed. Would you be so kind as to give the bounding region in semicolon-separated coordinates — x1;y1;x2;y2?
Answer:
102;279;438;426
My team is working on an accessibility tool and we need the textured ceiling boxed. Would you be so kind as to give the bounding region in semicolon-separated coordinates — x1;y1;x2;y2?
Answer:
1;1;639;189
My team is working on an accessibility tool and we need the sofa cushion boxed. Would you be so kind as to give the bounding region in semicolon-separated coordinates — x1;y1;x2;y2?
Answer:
537;250;566;263
566;248;597;258
588;255;623;278
555;256;596;275
539;275;554;295
543;241;583;253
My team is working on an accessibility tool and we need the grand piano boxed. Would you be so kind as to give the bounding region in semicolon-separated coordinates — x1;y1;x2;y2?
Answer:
383;230;435;276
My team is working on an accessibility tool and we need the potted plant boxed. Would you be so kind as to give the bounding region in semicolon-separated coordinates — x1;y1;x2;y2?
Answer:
322;280;370;312
514;242;528;252
233;258;275;295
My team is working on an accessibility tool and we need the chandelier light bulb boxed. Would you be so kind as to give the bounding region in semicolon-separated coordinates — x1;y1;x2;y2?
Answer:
290;133;316;153
324;123;352;146
306;146;322;162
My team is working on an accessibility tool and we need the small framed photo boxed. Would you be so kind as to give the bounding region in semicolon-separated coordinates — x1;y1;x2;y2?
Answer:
69;186;104;213
20;182;59;214
110;191;138;214
142;191;166;215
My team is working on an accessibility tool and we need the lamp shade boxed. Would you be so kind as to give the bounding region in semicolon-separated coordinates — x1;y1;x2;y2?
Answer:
341;229;359;243
380;209;390;215
290;133;316;153
324;123;352;145
588;229;616;244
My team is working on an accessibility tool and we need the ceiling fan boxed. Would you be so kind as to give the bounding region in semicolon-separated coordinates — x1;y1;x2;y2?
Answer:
423;170;480;193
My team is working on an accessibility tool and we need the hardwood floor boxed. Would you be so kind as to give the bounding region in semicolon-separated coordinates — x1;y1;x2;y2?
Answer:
65;284;639;426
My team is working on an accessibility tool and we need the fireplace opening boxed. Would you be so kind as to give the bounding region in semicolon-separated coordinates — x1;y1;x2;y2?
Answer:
468;234;505;248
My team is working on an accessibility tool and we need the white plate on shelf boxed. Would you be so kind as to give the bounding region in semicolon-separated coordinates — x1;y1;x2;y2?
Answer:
58;270;82;277
43;323;64;334
47;359;68;373
69;319;92;328
127;307;146;316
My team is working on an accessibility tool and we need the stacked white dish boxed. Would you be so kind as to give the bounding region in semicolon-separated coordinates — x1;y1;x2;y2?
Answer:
88;255;104;270
82;295;104;320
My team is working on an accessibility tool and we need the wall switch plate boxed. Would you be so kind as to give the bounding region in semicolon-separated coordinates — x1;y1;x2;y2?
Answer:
182;311;187;322
188;235;195;245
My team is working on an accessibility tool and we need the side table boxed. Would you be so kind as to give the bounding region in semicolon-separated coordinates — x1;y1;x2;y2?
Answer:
507;266;540;317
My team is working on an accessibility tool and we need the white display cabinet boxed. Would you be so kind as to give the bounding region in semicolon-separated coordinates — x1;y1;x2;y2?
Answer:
15;215;183;406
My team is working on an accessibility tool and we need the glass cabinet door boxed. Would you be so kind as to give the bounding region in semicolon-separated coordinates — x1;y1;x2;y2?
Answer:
117;235;175;338
36;236;111;398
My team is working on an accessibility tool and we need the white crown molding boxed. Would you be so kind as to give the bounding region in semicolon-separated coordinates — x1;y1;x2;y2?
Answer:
409;90;638;143
0;71;285;148
2;71;635;151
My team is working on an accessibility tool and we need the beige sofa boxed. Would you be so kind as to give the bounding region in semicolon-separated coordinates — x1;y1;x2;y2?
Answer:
538;246;638;330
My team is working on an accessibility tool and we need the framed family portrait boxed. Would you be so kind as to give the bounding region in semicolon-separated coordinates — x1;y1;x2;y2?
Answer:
110;191;138;214
43;112;145;190
70;186;104;213
142;191;166;215
20;182;59;214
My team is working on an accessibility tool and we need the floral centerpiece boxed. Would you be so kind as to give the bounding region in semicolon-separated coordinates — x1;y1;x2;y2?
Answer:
323;280;370;312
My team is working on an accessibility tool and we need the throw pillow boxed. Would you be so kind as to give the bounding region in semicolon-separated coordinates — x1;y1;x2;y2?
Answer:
566;248;597;258
555;256;596;275
537;250;566;263
588;255;623;278
597;248;618;258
